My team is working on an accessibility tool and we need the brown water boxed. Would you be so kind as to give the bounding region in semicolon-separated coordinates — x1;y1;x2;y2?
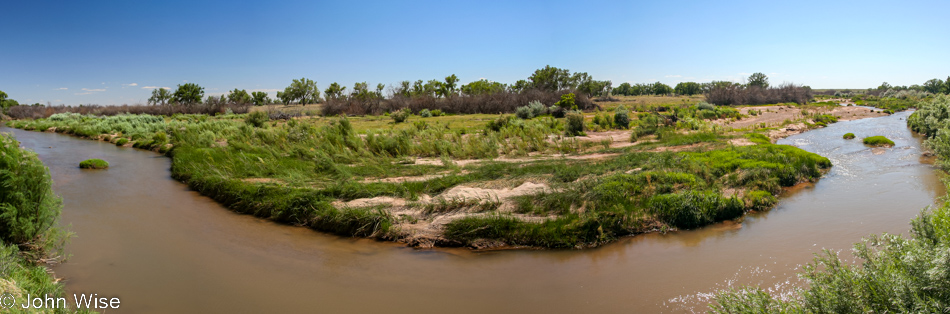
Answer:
1;110;942;313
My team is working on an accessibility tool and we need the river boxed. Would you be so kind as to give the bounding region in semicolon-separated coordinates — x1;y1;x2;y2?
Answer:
0;110;942;313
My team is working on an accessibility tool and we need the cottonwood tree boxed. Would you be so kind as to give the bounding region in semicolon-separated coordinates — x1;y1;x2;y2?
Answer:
461;79;506;96
0;90;18;114
282;77;319;106
529;65;572;91
747;72;769;89
172;83;204;105
924;79;944;95
227;89;251;105
250;91;270;106
674;82;702;96
148;88;171;105
441;74;459;97
324;82;347;101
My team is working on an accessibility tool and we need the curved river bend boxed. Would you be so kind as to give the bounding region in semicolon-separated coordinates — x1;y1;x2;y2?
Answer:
1;110;942;313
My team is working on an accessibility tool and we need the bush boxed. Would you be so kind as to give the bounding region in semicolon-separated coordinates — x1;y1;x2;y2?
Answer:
515;105;532;119
115;138;129;146
863;136;895;147
0;134;63;245
419;109;432;117
430;109;443;117
79;159;109;169
843;133;855;139
556;93;576;109
614;105;630;129
245;111;270;128
391;108;410;123
565;111;585;136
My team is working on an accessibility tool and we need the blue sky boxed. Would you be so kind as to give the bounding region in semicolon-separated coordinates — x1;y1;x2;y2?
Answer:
2;0;949;105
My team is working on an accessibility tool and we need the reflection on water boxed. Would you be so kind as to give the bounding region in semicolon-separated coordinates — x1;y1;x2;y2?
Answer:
0;111;941;313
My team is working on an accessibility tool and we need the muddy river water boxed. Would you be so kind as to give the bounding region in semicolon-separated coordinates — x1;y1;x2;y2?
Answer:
1;110;943;313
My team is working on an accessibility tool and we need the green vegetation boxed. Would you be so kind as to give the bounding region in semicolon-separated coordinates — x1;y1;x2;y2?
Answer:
842;132;855;139
0;133;85;313
8;94;838;249
711;186;950;313
79;159;109;169
863;136;895;147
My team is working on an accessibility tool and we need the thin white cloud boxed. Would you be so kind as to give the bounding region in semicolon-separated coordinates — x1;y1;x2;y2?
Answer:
54;87;68;90
82;88;106;92
141;86;171;90
123;83;138;87
75;92;94;95
248;88;281;93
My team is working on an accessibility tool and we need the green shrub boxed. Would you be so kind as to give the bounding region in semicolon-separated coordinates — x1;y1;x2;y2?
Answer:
863;136;894;147
565;111;585;136
649;191;744;229
515;106;532;119
115;138;129;146
419;109;432;118
555;93;576;109
245;111;269;128
0;134;63;245
614;105;630;129
843;132;855;139
430;109;443;117
391;108;410;123
79;159;109;169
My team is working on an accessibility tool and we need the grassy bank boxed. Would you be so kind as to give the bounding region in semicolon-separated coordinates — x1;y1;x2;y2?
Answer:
6;98;836;249
0;133;88;313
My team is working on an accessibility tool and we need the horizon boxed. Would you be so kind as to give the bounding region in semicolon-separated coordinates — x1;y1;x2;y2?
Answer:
3;0;949;106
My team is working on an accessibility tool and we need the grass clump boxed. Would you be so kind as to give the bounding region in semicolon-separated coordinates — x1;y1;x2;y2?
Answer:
565;111;585;136
115;138;129;146
842;132;855;139
391;108;410;123
79;159;109;169
863;135;895;147
244;110;269;128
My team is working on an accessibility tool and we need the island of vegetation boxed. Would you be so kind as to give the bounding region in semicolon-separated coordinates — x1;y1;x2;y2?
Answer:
79;159;109;169
1;69;933;250
863;135;895;147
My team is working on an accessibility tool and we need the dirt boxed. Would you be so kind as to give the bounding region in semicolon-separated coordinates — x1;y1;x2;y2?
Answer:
413;153;619;167
577;130;636;148
716;105;803;129
728;138;756;146
241;178;285;185
336;182;553;248
831;106;889;121
648;142;708;152
767;123;808;140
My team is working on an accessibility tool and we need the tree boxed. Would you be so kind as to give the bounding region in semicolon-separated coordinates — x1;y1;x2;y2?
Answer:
509;80;530;93
614;82;632;96
528;65;572;91
148;88;171;106
461;79;506;96
283;77;319;106
944;76;950;95
251;91;270;106
276;91;292;105
674;82;702;96
441;74;459;97
227;89;251;105
324;82;347;100
924;78;944;94
652;82;673;95
747;72;769;89
877;82;892;91
172;83;204;105
0;91;19;114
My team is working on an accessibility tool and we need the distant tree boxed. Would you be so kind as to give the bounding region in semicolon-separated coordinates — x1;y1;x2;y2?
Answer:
877;82;892;91
461;79;506;96
250;91;270;106
148;88;171;106
282;77;319;106
425;79;442;97
747;72;769;89
528;65;572;91
172;83;204;105
652;82;673;95
924;78;944;94
674;82;702;96
395;81;411;98
276;91;292;105
508;80;530;93
441;74;459;97
324;82;347;101
410;80;425;97
614;82;633;96
227;88;251;105
944;76;950;95
0;90;18;114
